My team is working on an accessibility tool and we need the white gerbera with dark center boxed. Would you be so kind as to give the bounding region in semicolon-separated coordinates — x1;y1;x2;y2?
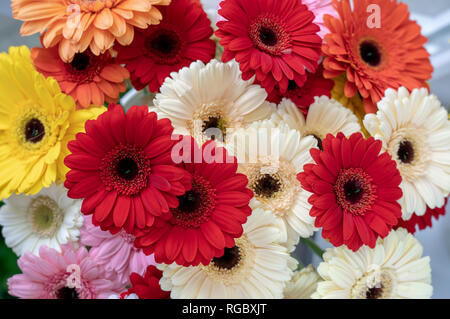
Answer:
271;97;362;150
158;208;296;299
364;87;450;220
313;228;432;299
228;120;317;250
152;59;274;145
0;183;83;256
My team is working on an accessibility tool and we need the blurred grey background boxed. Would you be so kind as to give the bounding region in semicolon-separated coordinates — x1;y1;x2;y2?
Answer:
0;0;448;298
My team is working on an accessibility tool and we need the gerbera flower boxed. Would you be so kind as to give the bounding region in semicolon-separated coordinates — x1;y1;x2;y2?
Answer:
312;229;432;299
120;265;170;299
134;139;253;266
216;0;322;95
115;0;216;93
0;183;82;256
264;65;334;115
229;121;317;250
152;60;273;146
395;199;448;234
31;47;129;109
284;265;321;299
8;244;123;299
0;46;105;199
298;132;403;251
271;97;362;150
322;0;433;113
64;104;192;234
11;0;172;62
158;208;295;299
80;215;156;285
364;87;450;220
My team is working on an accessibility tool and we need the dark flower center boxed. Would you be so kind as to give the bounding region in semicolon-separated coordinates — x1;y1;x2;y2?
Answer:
212;246;241;270
249;15;290;56
287;80;297;91
101;145;151;196
343;180;363;204
253;174;281;198
359;41;382;67
25;118;45;143
146;29;182;64
171;175;216;228
71;53;91;71
116;158;139;181
259;27;278;47
202;116;226;141
366;285;384;299
335;168;376;216
151;34;178;55
177;190;202;214
397;140;414;164
56;287;79;299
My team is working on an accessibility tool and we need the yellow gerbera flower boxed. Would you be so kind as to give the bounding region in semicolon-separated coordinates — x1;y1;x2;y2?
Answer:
331;74;369;137
0;46;105;199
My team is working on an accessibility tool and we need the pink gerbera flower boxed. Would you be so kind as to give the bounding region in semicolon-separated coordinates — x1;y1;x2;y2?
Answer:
8;244;123;299
80;215;156;285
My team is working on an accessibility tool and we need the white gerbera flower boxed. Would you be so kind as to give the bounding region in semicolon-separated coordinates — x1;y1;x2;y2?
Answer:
284;265;321;299
228;120;317;250
153;59;274;145
271;97;362;149
158;208;296;299
364;87;450;219
0;183;83;256
313;228;432;299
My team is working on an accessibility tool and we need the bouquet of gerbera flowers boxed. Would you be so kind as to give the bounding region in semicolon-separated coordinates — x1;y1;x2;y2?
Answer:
0;0;448;300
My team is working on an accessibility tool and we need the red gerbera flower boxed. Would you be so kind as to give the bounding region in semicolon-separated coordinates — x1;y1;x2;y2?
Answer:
264;65;334;115
115;0;216;93
31;47;129;109
216;0;322;95
134;138;253;266
395;198;448;234
298;132;403;251
121;266;170;299
64;104;192;234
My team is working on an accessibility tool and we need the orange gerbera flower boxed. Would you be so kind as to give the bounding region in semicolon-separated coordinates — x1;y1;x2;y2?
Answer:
322;0;433;113
12;0;171;62
31;46;129;109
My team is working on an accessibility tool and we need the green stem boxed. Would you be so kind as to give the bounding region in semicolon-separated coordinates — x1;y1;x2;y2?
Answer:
296;259;304;271
301;238;325;259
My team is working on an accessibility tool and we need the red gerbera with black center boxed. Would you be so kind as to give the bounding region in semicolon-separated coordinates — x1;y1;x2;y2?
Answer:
215;0;322;95
134;138;253;266
120;266;170;299
264;65;334;115
395;198;448;234
298;132;403;251
64;104;192;234
115;0;216;93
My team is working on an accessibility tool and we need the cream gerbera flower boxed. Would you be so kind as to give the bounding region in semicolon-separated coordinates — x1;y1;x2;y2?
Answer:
284;265;321;299
313;228;432;299
271;97;362;149
158;208;295;299
0;46;105;199
229;120;317;250
364;87;450;219
0;183;83;256
152;59;274;146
